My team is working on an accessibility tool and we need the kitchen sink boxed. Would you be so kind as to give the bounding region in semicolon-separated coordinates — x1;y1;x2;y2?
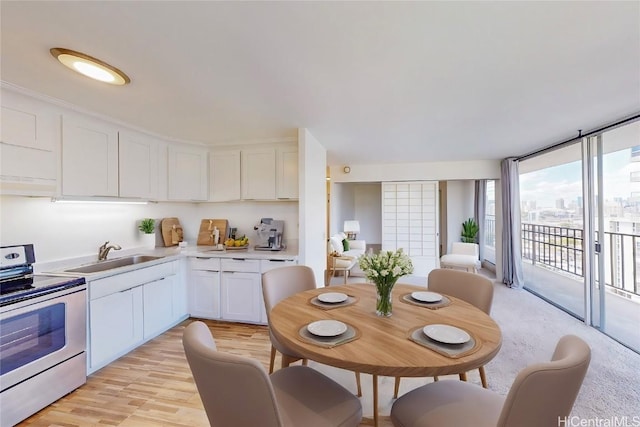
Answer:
62;255;164;274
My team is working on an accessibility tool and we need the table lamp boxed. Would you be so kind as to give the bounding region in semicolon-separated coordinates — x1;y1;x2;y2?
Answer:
344;220;360;240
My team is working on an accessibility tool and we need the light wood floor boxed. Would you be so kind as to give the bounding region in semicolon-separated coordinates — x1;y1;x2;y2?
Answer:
20;319;388;426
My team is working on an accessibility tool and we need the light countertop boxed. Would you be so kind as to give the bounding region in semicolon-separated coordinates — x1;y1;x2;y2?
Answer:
36;241;298;280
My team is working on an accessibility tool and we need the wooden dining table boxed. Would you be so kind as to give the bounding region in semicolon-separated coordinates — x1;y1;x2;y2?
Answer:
269;283;502;427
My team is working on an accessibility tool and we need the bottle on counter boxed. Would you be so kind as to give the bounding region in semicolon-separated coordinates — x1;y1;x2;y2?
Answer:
213;226;220;246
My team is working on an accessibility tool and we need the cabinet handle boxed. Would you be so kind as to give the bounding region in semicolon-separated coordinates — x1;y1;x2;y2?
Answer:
231;258;246;261
268;259;286;262
119;283;145;293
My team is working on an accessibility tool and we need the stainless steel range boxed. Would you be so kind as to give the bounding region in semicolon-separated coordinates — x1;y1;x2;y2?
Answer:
0;244;87;427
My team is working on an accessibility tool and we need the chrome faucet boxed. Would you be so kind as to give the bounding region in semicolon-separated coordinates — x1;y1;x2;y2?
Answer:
98;241;121;261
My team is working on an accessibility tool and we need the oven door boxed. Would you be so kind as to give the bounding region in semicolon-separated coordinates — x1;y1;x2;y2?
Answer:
0;286;86;392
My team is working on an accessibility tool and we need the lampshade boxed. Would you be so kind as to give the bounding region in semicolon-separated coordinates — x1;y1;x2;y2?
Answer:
343;220;360;233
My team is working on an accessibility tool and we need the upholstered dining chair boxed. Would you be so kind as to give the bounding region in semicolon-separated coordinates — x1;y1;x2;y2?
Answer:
262;265;362;396
394;268;494;398
390;334;591;427
262;265;315;373
183;321;363;427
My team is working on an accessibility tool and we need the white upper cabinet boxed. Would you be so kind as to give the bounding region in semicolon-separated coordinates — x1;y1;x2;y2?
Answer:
276;146;298;200
0;88;58;195
167;143;208;201
62;115;119;197
241;147;276;200
119;130;159;199
209;149;241;202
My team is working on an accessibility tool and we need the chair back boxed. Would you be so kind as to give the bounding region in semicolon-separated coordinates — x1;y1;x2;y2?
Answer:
427;268;494;314
498;335;591;427
262;265;316;316
182;321;283;427
450;242;479;257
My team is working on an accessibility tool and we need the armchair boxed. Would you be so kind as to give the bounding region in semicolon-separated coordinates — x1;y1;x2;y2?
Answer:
326;232;367;285
439;242;481;273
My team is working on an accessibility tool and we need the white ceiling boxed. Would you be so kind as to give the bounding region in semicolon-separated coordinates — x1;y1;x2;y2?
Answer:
1;1;638;165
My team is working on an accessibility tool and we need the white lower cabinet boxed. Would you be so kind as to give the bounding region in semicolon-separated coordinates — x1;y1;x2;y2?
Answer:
87;260;184;374
188;256;297;325
190;270;221;319
143;276;174;339
172;274;188;320
221;271;262;323
89;286;143;371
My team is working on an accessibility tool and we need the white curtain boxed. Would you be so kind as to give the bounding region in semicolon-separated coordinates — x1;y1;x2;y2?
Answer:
500;158;524;288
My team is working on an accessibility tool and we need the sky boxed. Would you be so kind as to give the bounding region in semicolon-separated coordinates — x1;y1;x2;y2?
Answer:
520;148;637;209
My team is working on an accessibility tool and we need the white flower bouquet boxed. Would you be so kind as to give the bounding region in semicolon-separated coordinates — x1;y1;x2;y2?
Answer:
358;249;413;316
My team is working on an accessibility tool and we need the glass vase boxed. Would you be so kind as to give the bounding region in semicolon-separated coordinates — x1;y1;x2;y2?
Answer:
375;283;395;317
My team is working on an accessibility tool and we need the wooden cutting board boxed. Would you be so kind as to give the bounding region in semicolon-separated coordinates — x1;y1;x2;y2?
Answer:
197;219;228;246
161;217;184;246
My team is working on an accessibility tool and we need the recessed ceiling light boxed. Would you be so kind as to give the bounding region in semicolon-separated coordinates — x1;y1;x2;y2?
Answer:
50;47;130;85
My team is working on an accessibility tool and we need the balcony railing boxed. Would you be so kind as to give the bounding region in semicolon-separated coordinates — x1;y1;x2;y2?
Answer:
519;222;640;298
483;218;640;298
521;223;584;277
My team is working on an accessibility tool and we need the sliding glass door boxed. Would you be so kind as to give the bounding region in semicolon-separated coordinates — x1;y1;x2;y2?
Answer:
519;120;640;352
592;122;640;352
519;144;586;319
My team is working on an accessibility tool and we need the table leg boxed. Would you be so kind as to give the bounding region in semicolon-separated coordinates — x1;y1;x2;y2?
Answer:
373;374;378;427
344;269;348;284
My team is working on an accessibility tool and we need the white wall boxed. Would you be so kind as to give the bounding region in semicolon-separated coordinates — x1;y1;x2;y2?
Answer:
331;183;355;235
330;160;500;182
354;183;381;244
298;128;327;286
332;183;381;244
0;195;298;264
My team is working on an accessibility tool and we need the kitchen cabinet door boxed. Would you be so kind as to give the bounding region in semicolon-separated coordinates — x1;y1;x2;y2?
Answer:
62;115;119;197
167;144;208;201
172;272;189;321
241;147;276;200
190;270;221;319
0;89;58;196
119;130;159;199
276;146;298;199
89;286;143;372
209;149;241;201
221;272;262;323
143;276;174;340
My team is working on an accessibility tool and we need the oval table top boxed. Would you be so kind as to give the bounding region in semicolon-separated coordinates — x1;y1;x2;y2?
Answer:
270;283;502;377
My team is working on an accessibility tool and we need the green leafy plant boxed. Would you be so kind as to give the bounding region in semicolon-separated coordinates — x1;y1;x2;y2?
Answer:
138;218;156;234
461;218;479;243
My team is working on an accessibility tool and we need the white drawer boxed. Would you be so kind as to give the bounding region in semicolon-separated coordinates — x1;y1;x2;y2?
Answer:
221;258;260;273
260;259;297;272
89;261;176;300
190;257;221;271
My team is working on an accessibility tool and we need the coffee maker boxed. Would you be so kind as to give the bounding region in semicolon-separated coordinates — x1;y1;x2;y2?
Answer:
254;218;285;251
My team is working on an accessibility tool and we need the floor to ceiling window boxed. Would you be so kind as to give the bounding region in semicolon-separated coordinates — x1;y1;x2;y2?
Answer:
518;119;640;353
519;143;585;319
592;122;640;352
483;180;496;265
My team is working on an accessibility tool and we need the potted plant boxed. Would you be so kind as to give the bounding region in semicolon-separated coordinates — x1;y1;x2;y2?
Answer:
138;218;156;249
461;218;479;243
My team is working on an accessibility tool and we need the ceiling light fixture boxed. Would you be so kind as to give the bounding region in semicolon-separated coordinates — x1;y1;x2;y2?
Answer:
50;48;130;85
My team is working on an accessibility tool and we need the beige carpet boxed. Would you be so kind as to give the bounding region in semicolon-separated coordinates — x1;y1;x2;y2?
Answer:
323;269;640;421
